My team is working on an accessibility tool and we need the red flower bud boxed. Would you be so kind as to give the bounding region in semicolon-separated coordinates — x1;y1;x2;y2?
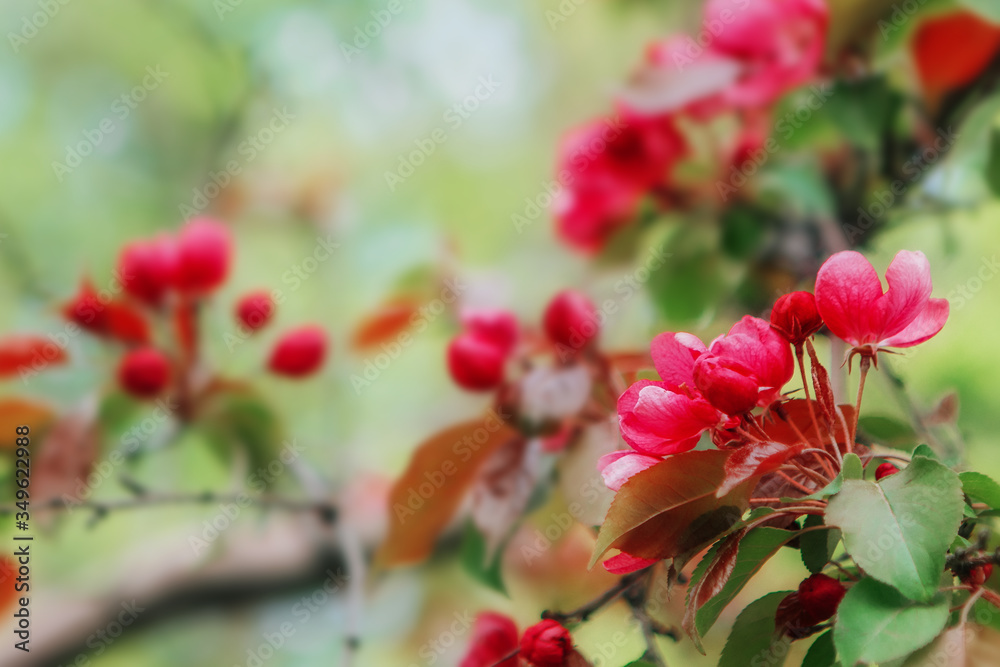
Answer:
462;309;519;355
459;613;518;667
969;563;994;587
520;619;572;667
692;355;758;415
175;218;232;294
236;291;275;332
118;234;177;305
875;462;899;481
118;348;171;399
268;326;327;378
797;574;846;626
447;332;506;391
543;290;599;353
770;291;823;346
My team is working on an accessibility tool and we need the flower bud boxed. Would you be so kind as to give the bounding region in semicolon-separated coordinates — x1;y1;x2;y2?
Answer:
543;290;599;353
966;563;994;587
520;619;572;667
268;325;327;378
770;291;823;346
693;355;758;415
447;332;506;391
875;462;899;481
175;218;232;294
236;290;275;332
118;348;171;399
461;309;519;355
797;574;846;626
118;234;177;305
459;612;518;667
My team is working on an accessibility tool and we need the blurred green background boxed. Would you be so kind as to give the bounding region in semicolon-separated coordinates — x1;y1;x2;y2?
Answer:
1;0;999;665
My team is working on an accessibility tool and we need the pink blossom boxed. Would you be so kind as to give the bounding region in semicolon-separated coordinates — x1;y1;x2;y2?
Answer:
704;0;829;108
814;250;949;357
598;451;661;491
617;380;720;456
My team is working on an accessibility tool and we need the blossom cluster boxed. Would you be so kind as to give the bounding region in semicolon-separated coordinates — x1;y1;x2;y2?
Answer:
59;218;328;400
553;0;829;252
600;249;949;571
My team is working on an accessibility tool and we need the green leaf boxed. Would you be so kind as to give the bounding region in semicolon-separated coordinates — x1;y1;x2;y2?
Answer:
858;415;919;450
962;0;1000;23
821;76;902;153
985;128;1000;197
842;453;863;480
718;591;793;667
959;471;1000;509
800;514;840;574
200;390;285;482
758;163;836;218
686;527;800;645
825;456;963;601
912;444;938;461
647;232;724;324
834;578;949;667
801;630;838;667
721;205;768;260
460;520;507;595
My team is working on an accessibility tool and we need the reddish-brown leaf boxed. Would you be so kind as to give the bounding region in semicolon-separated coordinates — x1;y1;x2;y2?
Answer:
0;335;68;378
376;413;520;567
32;407;100;504
351;299;419;350
682;528;746;641
591;450;753;565
105;302;151;345
719;441;803;497
0;399;56;449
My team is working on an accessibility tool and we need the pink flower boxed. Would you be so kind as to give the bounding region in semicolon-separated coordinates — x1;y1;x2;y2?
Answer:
706;316;795;407
598;451;661;491
814;250;949;358
554;115;686;253
617;380;720;456
460;613;518;667
704;0;829;108
650;331;707;389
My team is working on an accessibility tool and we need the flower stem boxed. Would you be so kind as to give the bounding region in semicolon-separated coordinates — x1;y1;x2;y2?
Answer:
853;356;871;448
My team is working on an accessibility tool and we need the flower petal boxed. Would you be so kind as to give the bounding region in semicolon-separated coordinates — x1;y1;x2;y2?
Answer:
602;551;658;574
815;251;885;347
873;250;934;341
617;381;718;455
650;331;707;389
598;451;662;491
880;297;949;348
